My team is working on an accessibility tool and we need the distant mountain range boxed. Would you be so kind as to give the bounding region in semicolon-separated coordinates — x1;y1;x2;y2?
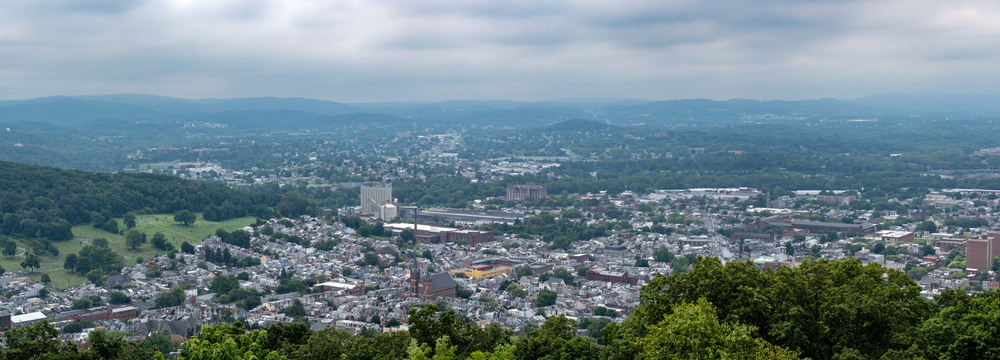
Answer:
3;92;997;131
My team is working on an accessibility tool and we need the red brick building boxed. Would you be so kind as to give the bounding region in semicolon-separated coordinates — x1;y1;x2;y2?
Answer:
410;269;457;299
69;306;138;323
586;269;638;285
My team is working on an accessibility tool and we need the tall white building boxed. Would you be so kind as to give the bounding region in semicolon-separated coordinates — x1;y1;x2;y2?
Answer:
361;184;392;215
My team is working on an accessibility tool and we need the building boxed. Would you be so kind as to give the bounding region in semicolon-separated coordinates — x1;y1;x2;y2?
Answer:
409;268;457;299
68;306;138;323
966;233;1000;271
379;203;398;220
761;217;875;235
585;269;639;285
876;230;915;243
450;265;512;279
506;185;547;202
360;184;392;215
816;195;857;205
384;223;494;245
1;311;47;329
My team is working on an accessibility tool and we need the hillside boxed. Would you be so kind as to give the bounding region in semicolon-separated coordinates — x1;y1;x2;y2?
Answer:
0;160;310;242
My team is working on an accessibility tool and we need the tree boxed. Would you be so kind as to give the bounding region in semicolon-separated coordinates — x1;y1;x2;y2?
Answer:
1;321;62;359
915;220;937;233
401;229;416;243
64;253;78;270
181;241;195;254
40;273;51;285
635;258;650;267
155;285;187;308
505;283;526;298
535;289;557;307
141;330;178;356
87;269;106;286
635;257;932;360
515;266;534;279
93;238;109;248
73;297;93;310
20;252;40;272
125;229;143;250
123;212;137;229
653;246;675;263
3;239;16;257
637;298;800;360
178;323;286;360
174;210;197;226
110;291;131;305
211;275;240;294
151;232;169;250
281;299;307;317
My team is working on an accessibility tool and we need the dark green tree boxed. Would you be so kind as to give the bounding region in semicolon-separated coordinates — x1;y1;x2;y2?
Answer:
174;210;197;226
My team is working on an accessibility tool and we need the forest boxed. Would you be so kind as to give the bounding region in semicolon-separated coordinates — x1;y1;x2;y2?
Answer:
0;161;314;241
3;258;997;360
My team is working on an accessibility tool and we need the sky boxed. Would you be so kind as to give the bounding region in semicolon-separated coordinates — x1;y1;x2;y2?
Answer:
2;0;1000;102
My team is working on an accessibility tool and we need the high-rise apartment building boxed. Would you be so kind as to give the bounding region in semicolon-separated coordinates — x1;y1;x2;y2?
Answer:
506;185;546;201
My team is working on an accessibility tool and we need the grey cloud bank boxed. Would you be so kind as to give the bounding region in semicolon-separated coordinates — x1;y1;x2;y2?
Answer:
1;0;999;101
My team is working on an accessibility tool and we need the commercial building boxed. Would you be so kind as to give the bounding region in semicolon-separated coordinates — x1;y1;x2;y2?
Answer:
506;185;547;202
360;184;392;215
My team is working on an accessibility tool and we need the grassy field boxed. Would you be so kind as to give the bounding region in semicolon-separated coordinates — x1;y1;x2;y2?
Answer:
4;213;256;290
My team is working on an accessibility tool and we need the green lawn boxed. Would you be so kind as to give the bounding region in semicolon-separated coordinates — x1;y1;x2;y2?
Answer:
6;213;256;290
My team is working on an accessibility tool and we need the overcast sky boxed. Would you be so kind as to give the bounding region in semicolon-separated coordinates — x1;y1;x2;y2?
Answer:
2;0;999;102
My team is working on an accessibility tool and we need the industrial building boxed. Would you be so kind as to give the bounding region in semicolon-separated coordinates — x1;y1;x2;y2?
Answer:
360;184;392;215
384;223;495;245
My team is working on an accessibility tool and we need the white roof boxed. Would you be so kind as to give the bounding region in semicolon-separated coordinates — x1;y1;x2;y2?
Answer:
11;311;46;323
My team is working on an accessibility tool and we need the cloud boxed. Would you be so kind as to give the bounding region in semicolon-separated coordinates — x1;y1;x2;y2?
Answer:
1;0;1000;101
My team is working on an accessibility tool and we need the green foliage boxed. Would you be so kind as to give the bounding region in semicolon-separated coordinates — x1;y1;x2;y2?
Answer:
653;246;675;263
19;252;40;272
632;257;933;360
155;285;187;308
515;266;533;279
142;330;179;356
72;297;93;310
61;320;95;334
74;244;125;274
637;298;800;359
179;323;286;360
212;275;241;295
281;300;307;317
125;229;144;250
174;210;197;226
110;291;131;305
535;289;557;307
